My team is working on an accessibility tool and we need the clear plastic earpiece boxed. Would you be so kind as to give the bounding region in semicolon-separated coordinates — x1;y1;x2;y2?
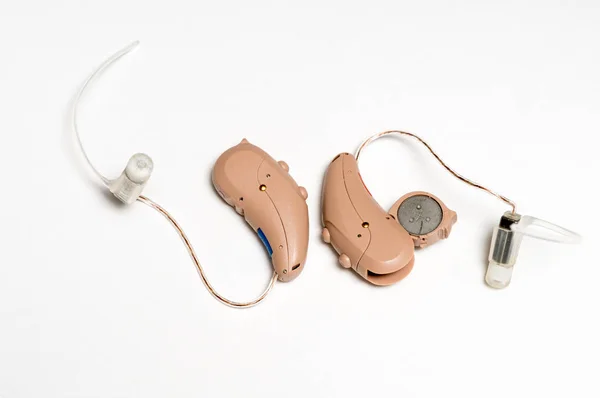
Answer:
109;153;154;204
485;212;581;289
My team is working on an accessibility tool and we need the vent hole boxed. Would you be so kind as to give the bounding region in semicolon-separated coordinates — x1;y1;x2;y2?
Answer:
292;264;301;271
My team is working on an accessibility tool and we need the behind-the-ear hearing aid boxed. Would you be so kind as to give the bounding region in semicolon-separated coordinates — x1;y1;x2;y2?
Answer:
72;41;309;307
321;130;581;288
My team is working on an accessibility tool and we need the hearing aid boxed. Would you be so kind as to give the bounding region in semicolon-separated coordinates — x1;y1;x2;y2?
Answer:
71;41;309;307
321;130;581;288
213;139;309;282
321;153;415;285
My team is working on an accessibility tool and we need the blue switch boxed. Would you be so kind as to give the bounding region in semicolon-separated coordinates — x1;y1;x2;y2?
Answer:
257;228;273;257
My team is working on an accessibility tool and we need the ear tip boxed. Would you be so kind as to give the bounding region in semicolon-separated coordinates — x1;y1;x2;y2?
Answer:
240;138;249;144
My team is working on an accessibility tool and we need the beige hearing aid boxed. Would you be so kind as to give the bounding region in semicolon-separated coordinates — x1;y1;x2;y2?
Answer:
213;139;309;282
321;130;580;288
321;153;415;285
71;41;311;307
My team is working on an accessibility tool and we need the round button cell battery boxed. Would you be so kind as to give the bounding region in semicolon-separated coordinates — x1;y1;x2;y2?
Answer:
397;195;443;236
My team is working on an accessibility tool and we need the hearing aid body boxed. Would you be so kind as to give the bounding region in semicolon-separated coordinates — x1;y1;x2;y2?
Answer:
213;139;309;282
321;153;415;285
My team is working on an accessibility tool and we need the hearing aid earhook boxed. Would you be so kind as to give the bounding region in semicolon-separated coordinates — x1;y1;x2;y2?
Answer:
71;41;276;307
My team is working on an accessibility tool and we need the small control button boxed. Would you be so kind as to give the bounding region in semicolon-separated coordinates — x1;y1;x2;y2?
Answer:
257;228;273;257
322;228;331;243
339;254;351;269
278;160;289;172
299;186;308;200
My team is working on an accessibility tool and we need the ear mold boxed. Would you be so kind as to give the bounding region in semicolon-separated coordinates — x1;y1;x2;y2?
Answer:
321;153;415;286
212;139;309;282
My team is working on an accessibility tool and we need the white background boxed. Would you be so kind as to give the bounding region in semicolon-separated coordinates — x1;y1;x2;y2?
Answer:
1;1;598;397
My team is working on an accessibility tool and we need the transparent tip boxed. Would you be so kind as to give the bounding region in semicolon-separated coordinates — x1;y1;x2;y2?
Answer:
485;260;514;289
109;153;153;204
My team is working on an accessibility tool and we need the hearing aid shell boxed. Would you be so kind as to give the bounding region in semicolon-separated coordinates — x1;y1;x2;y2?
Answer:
212;139;309;282
388;191;457;248
321;153;415;286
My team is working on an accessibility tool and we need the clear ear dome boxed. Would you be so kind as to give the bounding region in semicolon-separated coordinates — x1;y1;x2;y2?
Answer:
485;262;514;289
109;153;154;204
125;153;153;184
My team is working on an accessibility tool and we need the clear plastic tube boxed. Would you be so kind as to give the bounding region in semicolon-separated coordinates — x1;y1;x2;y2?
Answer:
512;216;582;244
72;41;140;187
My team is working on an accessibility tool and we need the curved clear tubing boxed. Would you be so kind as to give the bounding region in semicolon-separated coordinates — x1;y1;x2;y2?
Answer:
355;130;517;213
72;41;140;186
513;216;582;244
72;41;277;308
